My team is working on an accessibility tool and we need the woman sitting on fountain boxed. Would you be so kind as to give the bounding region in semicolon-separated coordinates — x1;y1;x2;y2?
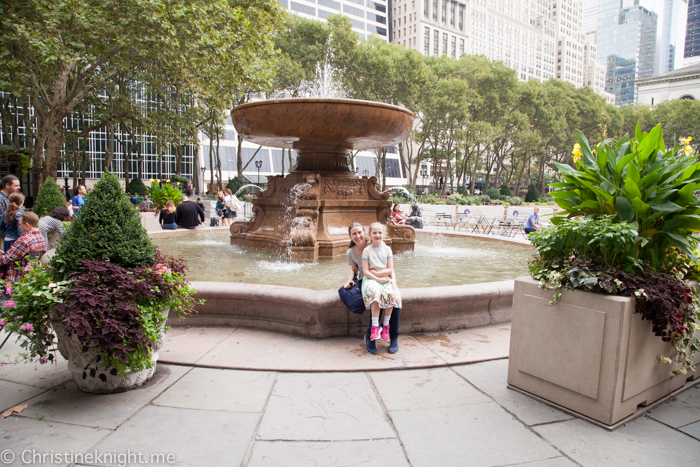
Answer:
339;222;401;355
391;204;408;225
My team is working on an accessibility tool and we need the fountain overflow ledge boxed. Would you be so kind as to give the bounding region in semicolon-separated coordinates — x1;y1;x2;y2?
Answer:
167;279;516;339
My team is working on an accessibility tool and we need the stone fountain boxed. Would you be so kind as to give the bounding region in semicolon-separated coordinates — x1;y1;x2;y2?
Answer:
230;98;416;261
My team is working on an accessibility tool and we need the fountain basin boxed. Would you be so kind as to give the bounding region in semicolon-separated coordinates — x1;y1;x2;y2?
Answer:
230;98;416;261
169;280;515;338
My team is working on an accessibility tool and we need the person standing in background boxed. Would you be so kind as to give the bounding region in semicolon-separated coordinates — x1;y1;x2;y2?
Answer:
0;175;20;252
72;185;86;215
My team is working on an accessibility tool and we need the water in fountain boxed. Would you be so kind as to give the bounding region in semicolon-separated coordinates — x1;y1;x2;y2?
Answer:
234;184;264;197
283;183;313;258
301;35;347;99
392;187;418;204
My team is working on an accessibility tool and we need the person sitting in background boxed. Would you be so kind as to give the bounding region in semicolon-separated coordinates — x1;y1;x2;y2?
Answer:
0;212;47;283
159;200;178;230
391;204;408;225
72;185;86;215
142;194;153;209
524;207;541;235
176;196;205;229
196;197;205;212
38;207;71;247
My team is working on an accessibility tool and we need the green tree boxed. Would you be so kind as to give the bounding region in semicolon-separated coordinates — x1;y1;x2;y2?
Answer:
126;178;147;196
51;172;156;279
0;0;283;186
525;185;540;202
33;178;67;218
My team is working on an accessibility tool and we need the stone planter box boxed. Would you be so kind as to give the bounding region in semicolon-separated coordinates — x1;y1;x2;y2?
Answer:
139;211;161;231
507;277;699;427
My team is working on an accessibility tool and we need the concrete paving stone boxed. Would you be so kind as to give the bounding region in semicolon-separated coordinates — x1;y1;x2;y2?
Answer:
679;420;700;440
0;416;111;467
197;328;446;371
0;379;47;412
92;405;260;467
18;364;190;430
452;359;574;426
413;324;511;364
257;372;396;441
158;326;235;365
533;416;700;467
369;366;491;411
152;367;275;412
389;402;560;467
674;384;700;409
647;398;700;428
0;331;73;389
247;439;409;467
508;458;577;467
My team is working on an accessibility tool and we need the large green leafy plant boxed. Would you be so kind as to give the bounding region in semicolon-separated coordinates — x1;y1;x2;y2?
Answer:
551;124;700;270
533;126;700;375
2;173;198;377
146;180;183;211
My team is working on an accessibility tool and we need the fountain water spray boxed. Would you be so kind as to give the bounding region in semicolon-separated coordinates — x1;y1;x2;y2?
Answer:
234;184;264;197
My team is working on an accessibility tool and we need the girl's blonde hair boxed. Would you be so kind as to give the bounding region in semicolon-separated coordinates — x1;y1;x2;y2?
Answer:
368;222;385;235
217;191;224;200
5;192;24;224
225;188;233;196
165;199;176;214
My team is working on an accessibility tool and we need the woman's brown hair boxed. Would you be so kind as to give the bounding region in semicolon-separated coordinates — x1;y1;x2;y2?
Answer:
4;192;24;224
348;222;364;249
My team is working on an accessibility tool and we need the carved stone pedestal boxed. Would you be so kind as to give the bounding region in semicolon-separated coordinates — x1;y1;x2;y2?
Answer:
230;174;415;261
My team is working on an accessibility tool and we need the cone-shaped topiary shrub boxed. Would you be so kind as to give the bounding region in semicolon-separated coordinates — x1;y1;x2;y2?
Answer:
51;172;156;279
499;185;512;196
525;185;540;202
126;177;147;196
33;178;68;218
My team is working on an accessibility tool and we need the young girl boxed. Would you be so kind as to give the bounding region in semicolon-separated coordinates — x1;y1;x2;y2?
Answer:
362;222;402;342
2;192;24;251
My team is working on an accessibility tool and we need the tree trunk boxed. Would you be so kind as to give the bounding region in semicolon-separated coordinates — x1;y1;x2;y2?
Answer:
104;122;114;172
216;130;222;191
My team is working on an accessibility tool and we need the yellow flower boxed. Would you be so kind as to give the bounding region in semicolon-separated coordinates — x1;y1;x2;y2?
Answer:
166;179;170;183
685;145;692;154
680;136;693;145
572;143;582;163
149;178;154;183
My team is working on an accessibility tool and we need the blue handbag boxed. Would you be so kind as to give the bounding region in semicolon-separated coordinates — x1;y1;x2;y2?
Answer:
338;277;366;314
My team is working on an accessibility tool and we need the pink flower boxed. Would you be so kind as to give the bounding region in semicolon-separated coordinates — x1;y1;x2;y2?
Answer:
4;300;15;308
20;323;34;332
0;318;5;326
39;357;48;364
5;285;11;296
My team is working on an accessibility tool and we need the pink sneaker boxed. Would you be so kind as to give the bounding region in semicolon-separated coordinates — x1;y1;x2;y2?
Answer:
380;325;390;341
370;326;381;341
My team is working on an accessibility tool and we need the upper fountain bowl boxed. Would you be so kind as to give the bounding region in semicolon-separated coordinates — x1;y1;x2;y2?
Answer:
231;98;414;151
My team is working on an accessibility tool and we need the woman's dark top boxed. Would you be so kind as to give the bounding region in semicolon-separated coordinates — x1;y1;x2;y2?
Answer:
159;209;177;226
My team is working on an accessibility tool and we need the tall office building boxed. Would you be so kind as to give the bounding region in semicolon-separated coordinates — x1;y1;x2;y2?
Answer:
596;1;657;106
686;0;700;65
390;0;557;83
278;0;389;41
638;0;688;74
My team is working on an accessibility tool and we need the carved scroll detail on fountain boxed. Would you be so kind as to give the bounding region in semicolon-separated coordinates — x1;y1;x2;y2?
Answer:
367;176;391;201
230;222;251;237
388;222;416;242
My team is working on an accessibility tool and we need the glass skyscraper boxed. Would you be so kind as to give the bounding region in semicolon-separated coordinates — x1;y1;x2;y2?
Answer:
596;0;657;106
686;0;700;64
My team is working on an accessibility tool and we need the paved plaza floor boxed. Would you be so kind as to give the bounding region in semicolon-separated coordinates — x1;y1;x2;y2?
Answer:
1;324;699;467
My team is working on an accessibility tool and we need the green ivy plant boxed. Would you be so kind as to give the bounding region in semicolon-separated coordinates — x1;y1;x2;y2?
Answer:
551;124;700;271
